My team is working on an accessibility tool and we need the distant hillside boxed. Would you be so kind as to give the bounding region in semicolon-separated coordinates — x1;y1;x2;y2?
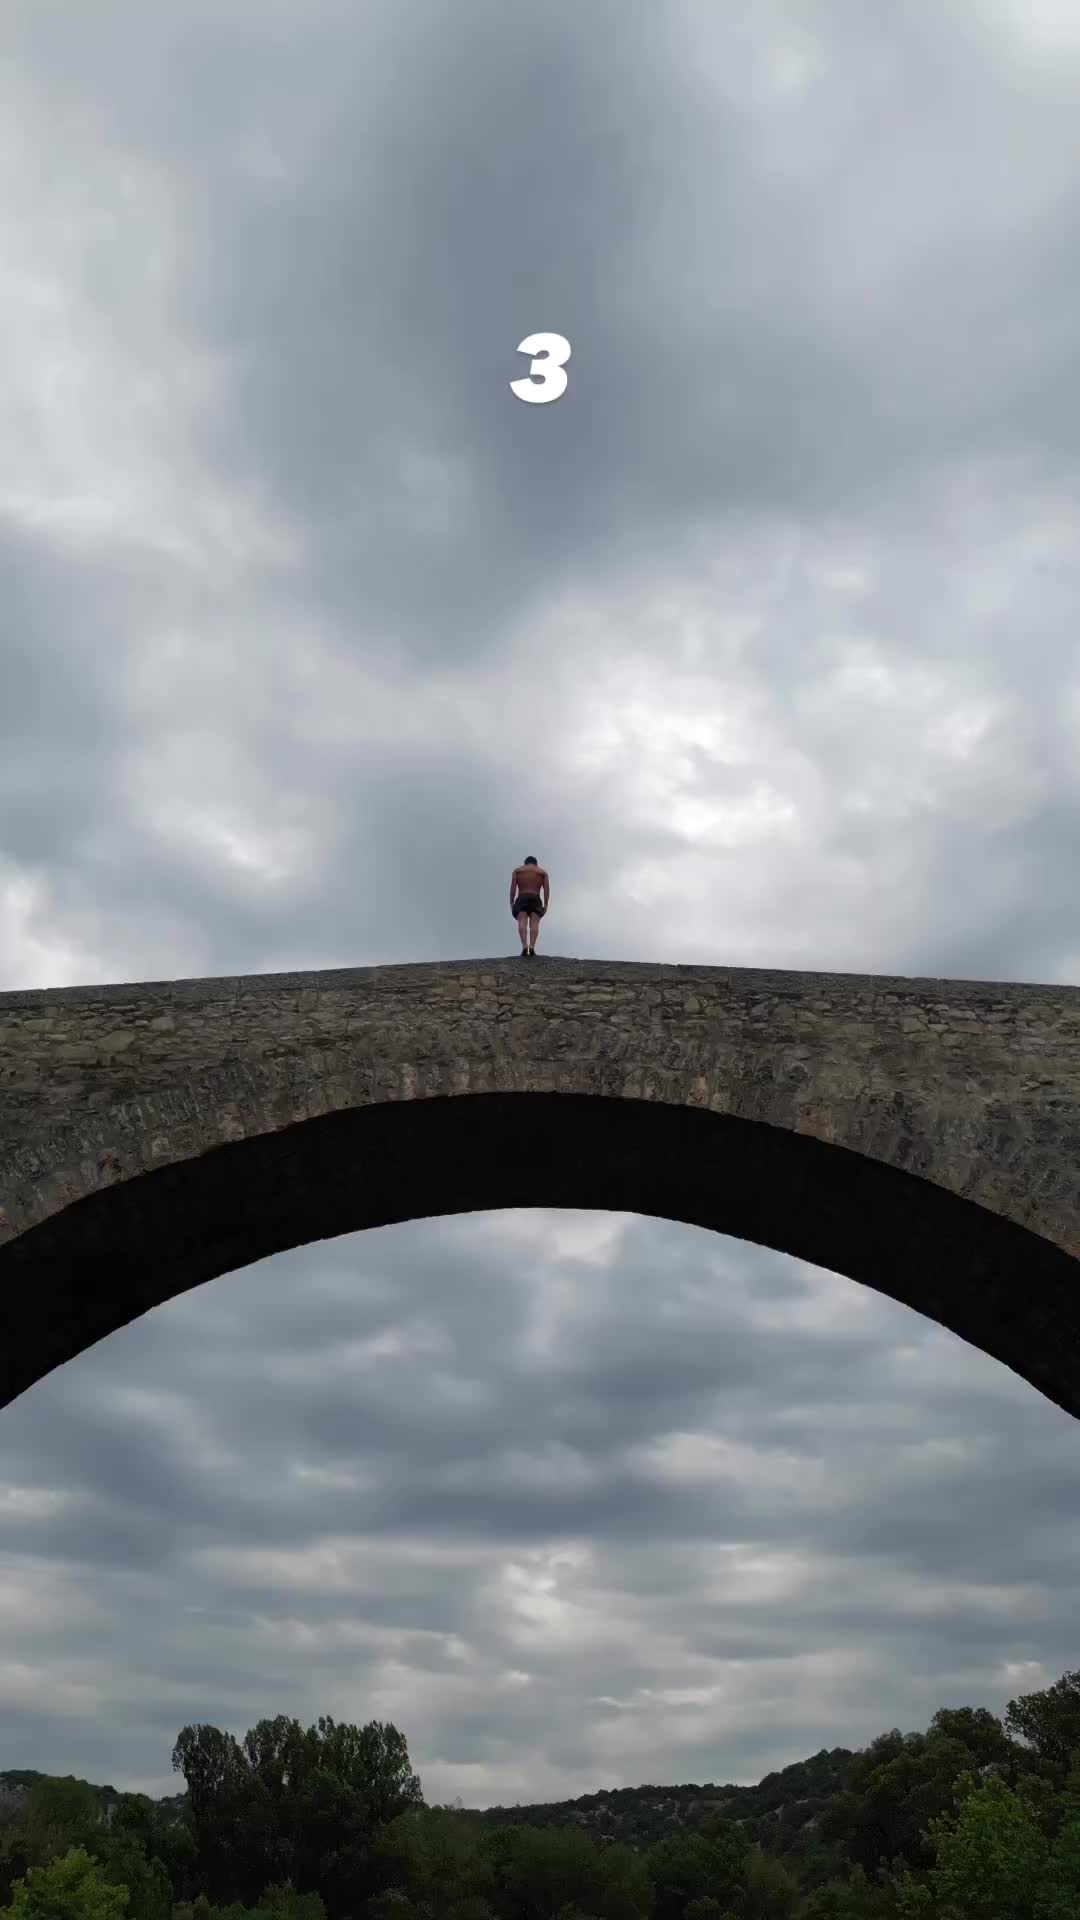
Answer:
457;1746;854;1862
2;1745;852;1866
1;1741;859;1907
0;1772;119;1805
0;1773;188;1826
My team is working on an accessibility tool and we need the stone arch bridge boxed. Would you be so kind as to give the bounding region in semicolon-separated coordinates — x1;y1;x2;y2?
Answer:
2;957;1080;1419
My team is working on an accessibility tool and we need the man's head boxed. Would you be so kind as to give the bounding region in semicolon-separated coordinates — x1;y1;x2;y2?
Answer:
523;855;538;867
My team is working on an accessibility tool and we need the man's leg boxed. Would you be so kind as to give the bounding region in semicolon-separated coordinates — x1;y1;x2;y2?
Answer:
529;911;541;953
516;910;529;953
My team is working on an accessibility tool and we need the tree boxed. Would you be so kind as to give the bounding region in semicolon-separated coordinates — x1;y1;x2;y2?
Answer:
110;1802;158;1856
0;1797;27;1835
74;1828;172;1920
0;1847;129;1920
286;1718;425;1916
172;1731;250;1830
363;1895;431;1920
171;1715;425;1915
0;1778;111;1911
171;1730;252;1906
1033;1751;1080;1920
304;1721;423;1836
890;1871;932;1919
1005;1672;1080;1775
819;1730;983;1880
17;1781;105;1868
922;1769;1049;1919
370;1809;486;1918
477;1824;610;1920
742;1844;797;1918
590;1841;652;1920
798;1865;901;1918
644;1832;745;1920
926;1708;1013;1774
257;1880;327;1920
149;1815;197;1906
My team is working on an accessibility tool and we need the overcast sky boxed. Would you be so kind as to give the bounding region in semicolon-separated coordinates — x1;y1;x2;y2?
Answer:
4;0;1080;1812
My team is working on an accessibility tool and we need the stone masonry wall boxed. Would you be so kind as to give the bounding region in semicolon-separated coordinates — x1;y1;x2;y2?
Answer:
0;957;1079;1257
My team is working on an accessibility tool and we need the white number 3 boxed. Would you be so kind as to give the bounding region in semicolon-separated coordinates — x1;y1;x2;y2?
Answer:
510;332;571;404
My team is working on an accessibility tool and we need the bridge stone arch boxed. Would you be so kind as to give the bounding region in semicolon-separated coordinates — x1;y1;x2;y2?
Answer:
2;957;1080;1418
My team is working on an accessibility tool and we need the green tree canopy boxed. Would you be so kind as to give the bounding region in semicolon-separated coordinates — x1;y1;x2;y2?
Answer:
798;1863;902;1918
820;1728;991;1879
742;1842;798;1918
1005;1673;1080;1776
926;1707;1013;1774
922;1769;1050;1920
644;1830;746;1920
172;1717;424;1915
0;1847;129;1920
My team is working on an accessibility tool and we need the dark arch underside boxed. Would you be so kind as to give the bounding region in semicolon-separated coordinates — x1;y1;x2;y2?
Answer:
3;1092;1080;1418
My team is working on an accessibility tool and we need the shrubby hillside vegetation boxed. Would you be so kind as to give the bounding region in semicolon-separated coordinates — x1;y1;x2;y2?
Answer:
5;1667;1080;1918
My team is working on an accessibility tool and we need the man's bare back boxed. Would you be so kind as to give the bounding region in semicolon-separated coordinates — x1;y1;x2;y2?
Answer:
510;856;549;958
511;864;549;900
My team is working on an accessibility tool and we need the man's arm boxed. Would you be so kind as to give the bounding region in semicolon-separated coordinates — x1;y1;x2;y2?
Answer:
540;868;550;909
510;869;517;907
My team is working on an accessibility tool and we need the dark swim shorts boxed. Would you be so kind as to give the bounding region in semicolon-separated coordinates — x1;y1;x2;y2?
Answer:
513;892;545;917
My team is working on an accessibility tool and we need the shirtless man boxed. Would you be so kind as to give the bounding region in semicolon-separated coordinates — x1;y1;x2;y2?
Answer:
510;855;550;958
